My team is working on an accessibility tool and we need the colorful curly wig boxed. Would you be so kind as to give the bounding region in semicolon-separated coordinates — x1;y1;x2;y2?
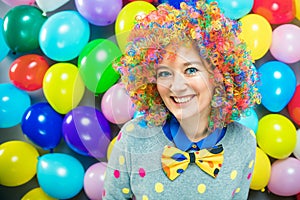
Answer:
113;1;261;130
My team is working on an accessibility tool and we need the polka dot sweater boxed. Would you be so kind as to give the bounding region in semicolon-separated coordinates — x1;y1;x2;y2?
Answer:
103;118;256;200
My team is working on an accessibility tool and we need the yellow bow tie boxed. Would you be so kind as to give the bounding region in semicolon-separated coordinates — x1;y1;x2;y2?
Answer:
161;144;224;181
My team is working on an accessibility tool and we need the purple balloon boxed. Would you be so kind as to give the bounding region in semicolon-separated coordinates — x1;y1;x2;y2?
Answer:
62;106;111;158
75;0;123;26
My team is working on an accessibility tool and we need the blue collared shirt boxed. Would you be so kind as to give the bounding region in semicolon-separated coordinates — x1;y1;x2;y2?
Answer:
163;115;226;151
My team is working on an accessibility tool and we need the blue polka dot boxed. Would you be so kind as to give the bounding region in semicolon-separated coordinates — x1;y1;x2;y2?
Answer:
177;168;184;174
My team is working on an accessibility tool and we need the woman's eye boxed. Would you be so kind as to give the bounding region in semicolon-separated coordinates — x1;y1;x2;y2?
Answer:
157;71;172;78
185;67;199;75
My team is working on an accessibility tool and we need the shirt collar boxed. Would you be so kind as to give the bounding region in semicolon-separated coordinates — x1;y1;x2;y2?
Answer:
163;115;226;151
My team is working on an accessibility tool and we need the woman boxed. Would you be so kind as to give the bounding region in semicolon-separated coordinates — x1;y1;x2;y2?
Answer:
103;1;261;199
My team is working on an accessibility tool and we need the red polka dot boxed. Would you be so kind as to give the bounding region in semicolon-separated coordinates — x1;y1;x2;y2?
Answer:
247;172;252;180
139;168;146;178
195;152;199;154
232;189;235;197
218;164;222;167
114;170;120;178
117;132;122;141
102;189;106;197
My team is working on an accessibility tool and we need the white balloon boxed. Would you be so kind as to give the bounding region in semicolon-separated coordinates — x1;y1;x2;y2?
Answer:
293;129;300;159
36;0;70;13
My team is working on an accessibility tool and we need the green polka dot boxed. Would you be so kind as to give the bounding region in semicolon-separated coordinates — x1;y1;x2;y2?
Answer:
249;130;256;138
197;184;206;194
122;188;130;194
126;124;135;132
230;170;237;180
155;182;164;193
235;188;240;193
248;160;254;168
142;195;149;200
119;155;125;165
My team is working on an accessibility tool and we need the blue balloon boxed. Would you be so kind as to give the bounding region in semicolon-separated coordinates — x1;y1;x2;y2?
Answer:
0;83;31;128
206;0;253;19
39;10;90;61
258;61;296;112
235;108;258;133
158;0;196;9
21;102;63;150
37;153;84;199
0;18;10;62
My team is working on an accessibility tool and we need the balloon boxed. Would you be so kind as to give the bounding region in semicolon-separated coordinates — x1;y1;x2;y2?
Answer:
270;24;300;64
268;158;300;196
0;18;10;62
9;54;49;91
293;129;300;159
78;39;121;94
288;85;300;126
296;0;300;20
207;0;253;19
107;137;117;160
36;0;70;13
257;61;296;112
158;0;196;9
62;106;111;158
115;1;156;52
250;147;271;191
39;10;90;61
2;5;47;52
21;187;57;200
37;153;84;199
101;83;135;124
256;114;297;159
0;141;39;187
43;63;85;114
75;0;122;26
1;0;35;7
252;0;295;24
235;108;258;133
238;14;272;60
21;102;63;150
83;162;107;200
0;83;31;128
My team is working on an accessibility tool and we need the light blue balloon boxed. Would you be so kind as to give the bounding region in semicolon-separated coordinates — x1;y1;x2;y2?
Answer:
37;153;84;199
0;83;31;128
235;108;258;133
258;61;296;112
39;11;90;61
0;18;10;62
206;0;254;19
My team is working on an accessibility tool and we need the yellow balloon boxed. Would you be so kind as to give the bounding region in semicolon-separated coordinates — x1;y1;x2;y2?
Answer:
22;187;57;200
256;114;297;159
43;63;85;114
0;141;39;187
239;14;272;61
296;0;300;20
250;147;271;191
107;137;117;160
115;1;156;52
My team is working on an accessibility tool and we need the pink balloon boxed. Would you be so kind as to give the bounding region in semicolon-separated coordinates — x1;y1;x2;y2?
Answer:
84;162;107;200
270;24;300;64
2;0;35;7
101;83;135;124
268;157;300;196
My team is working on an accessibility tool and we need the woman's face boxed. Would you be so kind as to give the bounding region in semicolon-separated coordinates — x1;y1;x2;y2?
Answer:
156;44;214;121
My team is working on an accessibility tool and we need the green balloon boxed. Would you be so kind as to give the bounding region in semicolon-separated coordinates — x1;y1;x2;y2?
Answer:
2;5;47;52
78;39;122;94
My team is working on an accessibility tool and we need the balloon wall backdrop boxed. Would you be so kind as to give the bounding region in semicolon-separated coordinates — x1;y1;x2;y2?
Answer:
0;0;300;199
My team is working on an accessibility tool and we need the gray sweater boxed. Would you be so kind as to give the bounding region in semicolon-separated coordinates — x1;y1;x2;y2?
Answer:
103;118;256;200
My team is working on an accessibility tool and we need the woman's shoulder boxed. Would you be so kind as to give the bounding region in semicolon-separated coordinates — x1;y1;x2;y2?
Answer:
225;121;256;146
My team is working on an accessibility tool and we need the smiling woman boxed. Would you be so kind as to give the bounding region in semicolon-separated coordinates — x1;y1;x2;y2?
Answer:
103;1;261;199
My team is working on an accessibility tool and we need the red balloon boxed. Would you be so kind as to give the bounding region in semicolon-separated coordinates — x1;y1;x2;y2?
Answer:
9;54;49;91
252;0;295;24
297;193;300;200
288;85;300;126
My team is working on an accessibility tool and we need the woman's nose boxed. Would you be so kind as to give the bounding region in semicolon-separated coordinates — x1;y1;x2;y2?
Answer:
170;72;187;93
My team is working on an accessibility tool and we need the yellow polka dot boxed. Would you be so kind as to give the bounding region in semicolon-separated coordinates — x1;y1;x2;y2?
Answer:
235;188;240;193
197;184;206;194
126;123;135;132
119;155;125;165
248;160;254;168
155;182;164;193
249;130;256;138
230;170;237;180
122;188;130;194
142;195;149;200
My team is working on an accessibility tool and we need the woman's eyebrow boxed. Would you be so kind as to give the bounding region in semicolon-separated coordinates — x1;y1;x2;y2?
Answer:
183;61;204;67
157;65;170;70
